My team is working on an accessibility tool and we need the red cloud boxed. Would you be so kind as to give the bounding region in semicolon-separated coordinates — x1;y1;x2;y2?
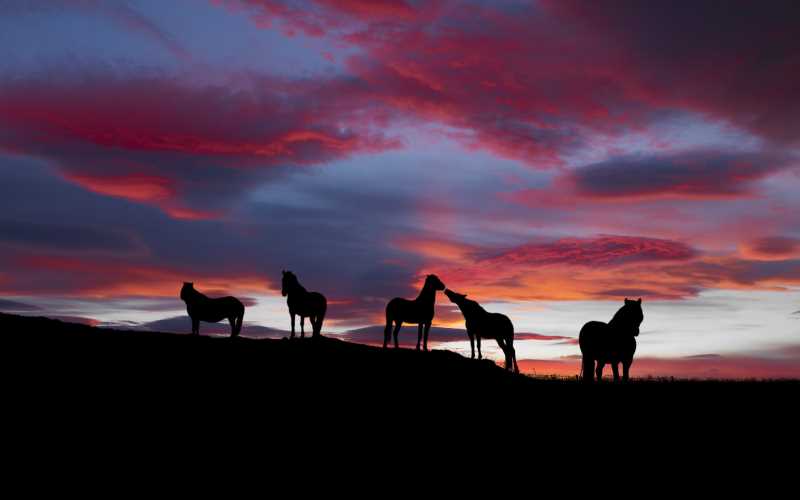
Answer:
480;236;696;268
0;251;269;299
740;237;800;261
398;234;800;301
224;0;800;167
0;74;400;218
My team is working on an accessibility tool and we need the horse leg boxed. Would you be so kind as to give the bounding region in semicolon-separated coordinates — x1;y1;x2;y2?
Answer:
468;333;475;359
581;357;592;383
312;315;322;338
622;359;632;382
612;362;620;382
228;317;236;337
511;346;519;374
581;356;594;383
497;338;509;370
507;337;519;374
595;361;605;382
300;316;305;338
423;322;431;352
416;324;423;351
192;317;199;335
290;313;296;339
392;321;402;349
477;336;482;359
383;318;392;348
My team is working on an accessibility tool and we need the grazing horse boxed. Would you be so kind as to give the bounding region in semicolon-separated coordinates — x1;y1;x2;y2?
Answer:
180;282;245;337
281;270;327;339
445;289;518;373
383;274;446;351
579;298;644;383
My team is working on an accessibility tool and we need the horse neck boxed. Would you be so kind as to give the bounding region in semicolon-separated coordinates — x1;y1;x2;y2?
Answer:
608;310;633;334
184;288;206;303
415;283;436;304
462;300;486;319
469;301;487;317
287;282;307;297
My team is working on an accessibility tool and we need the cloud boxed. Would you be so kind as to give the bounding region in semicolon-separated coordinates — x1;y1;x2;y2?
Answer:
569;151;793;200
1;0;192;60
0;70;400;218
740;237;800;261
544;0;800;146
398;234;800;301
518;347;800;379
337;324;577;347
0;219;146;255
135;315;286;338
0;299;40;312
479;235;696;268
224;0;800;168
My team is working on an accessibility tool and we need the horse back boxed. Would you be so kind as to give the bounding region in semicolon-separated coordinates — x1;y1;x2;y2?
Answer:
579;321;635;361
578;321;608;352
386;297;431;324
188;295;244;322
288;290;326;317
470;312;513;340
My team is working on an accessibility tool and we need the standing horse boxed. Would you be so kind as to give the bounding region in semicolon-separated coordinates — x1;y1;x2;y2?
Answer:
445;289;519;373
281;270;327;339
579;298;643;383
383;274;446;351
180;282;245;337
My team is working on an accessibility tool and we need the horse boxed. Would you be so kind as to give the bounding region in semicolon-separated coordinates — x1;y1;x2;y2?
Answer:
444;289;519;373
281;270;327;339
578;298;644;383
180;282;245;337
383;274;446;351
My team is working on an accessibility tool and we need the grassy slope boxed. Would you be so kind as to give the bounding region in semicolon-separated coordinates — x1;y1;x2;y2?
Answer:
2;312;797;439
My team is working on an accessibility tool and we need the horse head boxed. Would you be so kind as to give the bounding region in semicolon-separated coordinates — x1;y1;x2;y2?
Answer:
622;297;644;336
444;288;467;305
281;270;296;297
180;282;194;301
426;274;446;291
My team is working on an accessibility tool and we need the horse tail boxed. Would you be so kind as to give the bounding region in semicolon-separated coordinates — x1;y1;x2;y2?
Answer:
235;306;244;337
508;319;519;374
383;302;393;348
579;322;593;383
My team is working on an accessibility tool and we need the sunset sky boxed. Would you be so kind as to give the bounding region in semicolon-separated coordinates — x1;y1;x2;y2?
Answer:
1;0;799;378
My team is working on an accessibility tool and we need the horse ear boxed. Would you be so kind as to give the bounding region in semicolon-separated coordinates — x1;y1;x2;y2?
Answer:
637;298;642;304
624;297;629;303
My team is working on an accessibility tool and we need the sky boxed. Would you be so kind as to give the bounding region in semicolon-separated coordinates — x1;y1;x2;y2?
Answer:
1;0;799;379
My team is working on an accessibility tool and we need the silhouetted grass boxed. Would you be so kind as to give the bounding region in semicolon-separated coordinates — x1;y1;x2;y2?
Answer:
2;312;796;435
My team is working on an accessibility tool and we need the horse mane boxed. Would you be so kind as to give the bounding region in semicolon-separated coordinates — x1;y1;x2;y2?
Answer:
463;298;488;317
283;272;307;294
608;302;640;330
181;284;207;303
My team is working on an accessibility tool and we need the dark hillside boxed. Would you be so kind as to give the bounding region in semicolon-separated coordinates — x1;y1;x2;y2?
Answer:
2;313;797;440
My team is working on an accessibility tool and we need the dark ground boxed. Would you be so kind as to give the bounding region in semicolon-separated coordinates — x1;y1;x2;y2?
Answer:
2;312;798;462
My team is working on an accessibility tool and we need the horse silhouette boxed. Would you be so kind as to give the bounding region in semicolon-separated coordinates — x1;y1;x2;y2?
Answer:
579;298;643;383
281;270;327;339
383;274;446;351
445;289;519;373
180;282;245;337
